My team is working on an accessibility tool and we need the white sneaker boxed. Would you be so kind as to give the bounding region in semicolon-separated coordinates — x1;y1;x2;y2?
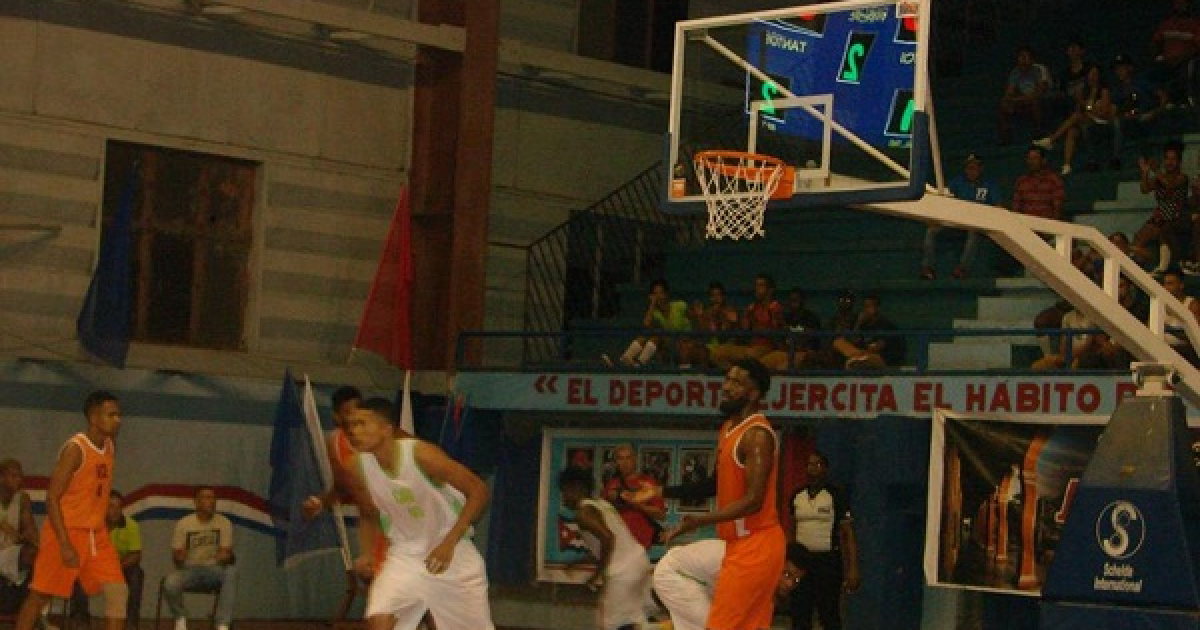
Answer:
216;625;229;630
1033;137;1054;150
174;619;187;630
1060;164;1072;176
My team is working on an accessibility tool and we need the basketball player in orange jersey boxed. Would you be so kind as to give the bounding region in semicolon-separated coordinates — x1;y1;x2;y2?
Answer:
634;358;786;630
303;386;365;517
16;391;128;630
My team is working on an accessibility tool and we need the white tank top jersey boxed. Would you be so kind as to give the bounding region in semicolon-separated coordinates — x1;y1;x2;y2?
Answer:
578;498;650;575
0;493;20;548
359;438;470;558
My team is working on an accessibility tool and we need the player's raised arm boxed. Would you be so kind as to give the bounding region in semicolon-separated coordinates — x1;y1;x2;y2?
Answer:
413;441;489;573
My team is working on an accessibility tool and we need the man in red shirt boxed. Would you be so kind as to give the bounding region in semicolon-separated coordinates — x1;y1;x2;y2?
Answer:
602;444;665;549
710;273;786;369
1152;0;1200;105
1012;145;1065;220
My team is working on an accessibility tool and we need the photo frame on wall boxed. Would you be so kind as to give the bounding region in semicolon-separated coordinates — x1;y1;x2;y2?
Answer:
640;447;672;487
677;447;714;512
565;446;596;474
537;429;717;583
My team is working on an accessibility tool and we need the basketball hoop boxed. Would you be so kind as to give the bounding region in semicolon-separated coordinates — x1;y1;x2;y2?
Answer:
693;150;785;240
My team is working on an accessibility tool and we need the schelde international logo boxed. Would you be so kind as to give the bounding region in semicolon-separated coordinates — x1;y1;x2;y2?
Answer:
1092;500;1146;594
1096;500;1145;559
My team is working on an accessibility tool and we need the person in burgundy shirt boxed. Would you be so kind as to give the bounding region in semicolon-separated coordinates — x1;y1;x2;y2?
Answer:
603;444;666;549
711;273;787;369
1152;0;1200;105
1011;145;1066;220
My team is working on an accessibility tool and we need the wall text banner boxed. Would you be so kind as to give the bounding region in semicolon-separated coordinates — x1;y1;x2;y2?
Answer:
536;428;717;584
456;373;1182;419
925;410;1200;597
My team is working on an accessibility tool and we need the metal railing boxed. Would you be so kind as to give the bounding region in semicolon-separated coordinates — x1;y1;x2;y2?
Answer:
458;327;1160;374
521;163;704;365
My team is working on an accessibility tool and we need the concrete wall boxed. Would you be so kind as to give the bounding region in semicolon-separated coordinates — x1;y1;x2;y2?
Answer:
0;3;666;379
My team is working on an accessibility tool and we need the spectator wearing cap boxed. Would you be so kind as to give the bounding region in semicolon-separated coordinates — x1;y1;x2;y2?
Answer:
1111;54;1167;158
1011;144;1065;220
921;152;998;280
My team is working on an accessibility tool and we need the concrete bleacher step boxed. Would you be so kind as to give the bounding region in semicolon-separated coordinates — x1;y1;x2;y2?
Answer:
994;276;1051;291
949;318;1042;345
976;294;1053;320
1093;198;1153;212
927;340;1020;370
1074;212;1145;240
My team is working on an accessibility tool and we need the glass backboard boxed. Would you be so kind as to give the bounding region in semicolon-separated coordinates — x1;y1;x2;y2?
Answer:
664;0;933;214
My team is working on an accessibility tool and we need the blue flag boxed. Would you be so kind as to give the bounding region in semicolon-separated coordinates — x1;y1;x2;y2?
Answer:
267;369;341;569
76;165;136;367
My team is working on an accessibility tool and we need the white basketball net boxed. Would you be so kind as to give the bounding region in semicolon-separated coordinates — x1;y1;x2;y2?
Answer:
694;151;785;240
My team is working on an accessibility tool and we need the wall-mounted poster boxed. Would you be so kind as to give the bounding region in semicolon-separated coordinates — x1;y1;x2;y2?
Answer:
537;428;718;583
677;448;714;512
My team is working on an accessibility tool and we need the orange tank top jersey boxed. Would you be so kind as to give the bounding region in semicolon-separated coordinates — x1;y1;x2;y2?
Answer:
331;429;360;504
332;429;386;563
715;414;778;541
332;429;356;468
60;434;115;530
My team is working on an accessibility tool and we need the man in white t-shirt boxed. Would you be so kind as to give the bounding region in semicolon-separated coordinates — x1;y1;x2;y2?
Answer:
164;487;237;630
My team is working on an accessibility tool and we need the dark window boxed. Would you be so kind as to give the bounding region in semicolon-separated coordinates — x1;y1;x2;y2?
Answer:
103;141;256;351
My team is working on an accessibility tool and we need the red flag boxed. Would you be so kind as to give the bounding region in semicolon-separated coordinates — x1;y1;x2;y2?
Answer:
354;186;414;368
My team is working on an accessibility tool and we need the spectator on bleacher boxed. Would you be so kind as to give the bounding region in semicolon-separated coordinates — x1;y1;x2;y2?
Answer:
1078;231;1135;283
0;458;36;615
799;290;859;370
783;288;822;355
1034;65;1116;175
1134;141;1191;276
1047;38;1097;121
1119;273;1152;323
922;152;997;280
1032;305;1094;370
1033;299;1072;361
761;288;823;372
1112;55;1168;159
685;281;741;369
1151;0;1200;106
1161;269;1200;364
1069;274;1151;370
1012;144;1065;220
606;279;691;368
832;294;905;370
999;46;1052;145
710;273;786;369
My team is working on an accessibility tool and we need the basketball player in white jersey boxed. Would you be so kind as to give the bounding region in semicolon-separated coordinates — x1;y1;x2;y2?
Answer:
343;397;494;630
558;466;653;630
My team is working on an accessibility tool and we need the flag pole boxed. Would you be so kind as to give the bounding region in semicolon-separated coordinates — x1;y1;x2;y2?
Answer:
302;375;354;569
